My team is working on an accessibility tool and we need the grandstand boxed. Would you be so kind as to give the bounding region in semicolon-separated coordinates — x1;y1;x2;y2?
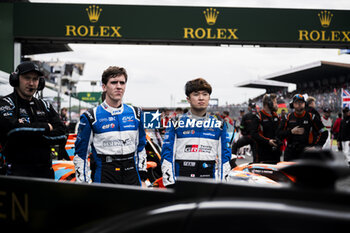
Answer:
234;61;350;115
213;60;350;123
264;60;350;113
236;79;290;95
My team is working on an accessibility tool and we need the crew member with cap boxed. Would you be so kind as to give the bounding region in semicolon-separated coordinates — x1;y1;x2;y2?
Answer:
321;107;333;150
277;94;328;161
0;61;66;178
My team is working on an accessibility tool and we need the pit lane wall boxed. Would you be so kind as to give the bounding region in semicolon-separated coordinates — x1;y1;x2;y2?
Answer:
0;176;174;232
1;175;350;232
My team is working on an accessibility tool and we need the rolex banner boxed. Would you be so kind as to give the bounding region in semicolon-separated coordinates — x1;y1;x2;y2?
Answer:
10;3;350;47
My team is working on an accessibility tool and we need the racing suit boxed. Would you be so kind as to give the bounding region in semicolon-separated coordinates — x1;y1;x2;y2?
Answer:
250;110;281;163
277;111;328;161
161;111;231;187
73;102;147;185
0;91;66;178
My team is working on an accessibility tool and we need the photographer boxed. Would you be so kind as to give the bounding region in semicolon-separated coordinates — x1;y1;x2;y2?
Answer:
250;94;281;163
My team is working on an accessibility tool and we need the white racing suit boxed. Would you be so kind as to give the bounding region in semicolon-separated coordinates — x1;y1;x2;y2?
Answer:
161;112;232;187
73;102;147;185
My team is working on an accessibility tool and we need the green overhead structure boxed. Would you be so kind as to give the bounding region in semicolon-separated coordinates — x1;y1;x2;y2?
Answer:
1;2;350;72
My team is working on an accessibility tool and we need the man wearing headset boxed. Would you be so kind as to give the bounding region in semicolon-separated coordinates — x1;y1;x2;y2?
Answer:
0;61;66;178
277;94;328;161
249;93;282;163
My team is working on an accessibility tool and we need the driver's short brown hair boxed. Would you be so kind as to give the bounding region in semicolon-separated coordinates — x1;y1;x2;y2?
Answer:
185;78;212;97
102;66;128;85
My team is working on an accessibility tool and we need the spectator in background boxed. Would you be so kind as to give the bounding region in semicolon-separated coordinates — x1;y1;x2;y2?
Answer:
161;108;171;128
174;107;184;119
321;107;333;150
280;109;287;120
60;108;70;128
333;112;342;151
222;111;234;132
58;107;70;160
338;107;350;165
235;109;245;132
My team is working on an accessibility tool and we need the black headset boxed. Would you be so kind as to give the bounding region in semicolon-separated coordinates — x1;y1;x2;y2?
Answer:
265;94;274;111
289;100;294;109
9;69;45;91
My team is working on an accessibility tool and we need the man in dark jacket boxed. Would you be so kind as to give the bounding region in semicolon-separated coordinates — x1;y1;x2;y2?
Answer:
338;107;350;165
278;94;328;161
250;94;281;163
231;102;258;163
0;61;66;179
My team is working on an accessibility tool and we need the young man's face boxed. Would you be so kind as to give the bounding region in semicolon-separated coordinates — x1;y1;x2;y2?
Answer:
187;90;210;112
17;71;39;99
102;75;126;104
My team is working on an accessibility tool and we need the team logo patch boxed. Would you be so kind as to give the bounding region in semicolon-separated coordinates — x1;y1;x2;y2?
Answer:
183;161;196;167
102;123;115;129
184;145;212;153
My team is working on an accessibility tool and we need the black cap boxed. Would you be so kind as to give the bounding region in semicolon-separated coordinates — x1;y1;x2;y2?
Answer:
15;61;43;76
248;102;256;108
323;107;332;113
343;107;349;113
292;94;306;103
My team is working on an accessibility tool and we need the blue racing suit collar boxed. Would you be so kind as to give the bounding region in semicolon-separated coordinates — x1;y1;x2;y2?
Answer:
101;101;124;115
187;110;210;120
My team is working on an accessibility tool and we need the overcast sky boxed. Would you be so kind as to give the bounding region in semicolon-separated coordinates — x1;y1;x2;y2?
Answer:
30;0;350;108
